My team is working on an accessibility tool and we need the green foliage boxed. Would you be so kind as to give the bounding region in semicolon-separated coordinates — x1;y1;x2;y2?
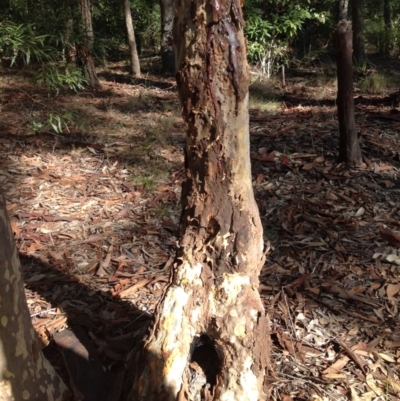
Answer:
244;0;327;77
0;21;53;65
27;112;73;134
364;16;400;57
132;0;161;52
359;72;393;94
33;64;87;95
365;18;391;55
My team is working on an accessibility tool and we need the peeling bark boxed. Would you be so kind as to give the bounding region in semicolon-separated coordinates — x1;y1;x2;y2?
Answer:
130;0;269;400
0;191;70;401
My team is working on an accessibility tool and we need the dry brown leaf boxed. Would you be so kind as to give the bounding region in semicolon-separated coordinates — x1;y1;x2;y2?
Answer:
379;226;400;247
302;162;314;170
325;191;338;200
377;352;395;363
365;373;383;396
323;355;350;374
322;372;348;379
350;388;360;401
382;180;395;188
386;283;400;298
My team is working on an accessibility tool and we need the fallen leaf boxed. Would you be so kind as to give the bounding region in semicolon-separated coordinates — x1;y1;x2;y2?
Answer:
355;207;365;217
377;352;395;363
386;283;400;298
379;226;400;247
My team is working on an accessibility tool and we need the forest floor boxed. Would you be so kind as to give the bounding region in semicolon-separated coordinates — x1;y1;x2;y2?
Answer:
1;57;400;400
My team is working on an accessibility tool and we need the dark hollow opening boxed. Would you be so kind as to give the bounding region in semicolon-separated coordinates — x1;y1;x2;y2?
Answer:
189;334;223;388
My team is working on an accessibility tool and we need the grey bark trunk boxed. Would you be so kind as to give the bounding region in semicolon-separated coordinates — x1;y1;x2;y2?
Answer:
160;0;175;75
0;191;70;401
123;0;141;76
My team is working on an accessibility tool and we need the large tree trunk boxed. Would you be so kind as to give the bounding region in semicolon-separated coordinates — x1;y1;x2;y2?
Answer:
0;191;70;401
129;0;269;400
123;0;141;76
160;0;175;75
335;20;362;165
77;0;100;88
352;0;365;66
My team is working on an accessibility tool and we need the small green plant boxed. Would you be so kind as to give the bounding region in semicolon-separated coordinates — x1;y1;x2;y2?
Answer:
27;112;73;134
359;73;387;94
249;94;281;111
33;64;87;95
134;174;156;191
154;204;172;219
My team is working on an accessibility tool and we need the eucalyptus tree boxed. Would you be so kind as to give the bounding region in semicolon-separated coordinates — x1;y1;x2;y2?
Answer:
77;0;100;88
129;0;269;399
124;0;141;76
0;191;70;401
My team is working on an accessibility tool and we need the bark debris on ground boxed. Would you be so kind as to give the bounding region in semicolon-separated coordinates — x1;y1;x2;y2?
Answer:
1;63;400;400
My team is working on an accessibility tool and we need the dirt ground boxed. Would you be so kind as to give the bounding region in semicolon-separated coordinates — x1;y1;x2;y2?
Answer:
1;60;400;400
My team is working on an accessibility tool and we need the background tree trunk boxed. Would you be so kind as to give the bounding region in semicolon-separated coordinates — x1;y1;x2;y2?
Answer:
335;0;349;22
129;0;269;400
77;0;100;88
352;0;365;66
383;0;392;55
0;191;70;401
335;20;362;165
384;0;392;28
159;0;175;75
123;0;141;76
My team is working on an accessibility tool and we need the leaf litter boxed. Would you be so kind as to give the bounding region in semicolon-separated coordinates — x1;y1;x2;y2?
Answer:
1;65;400;400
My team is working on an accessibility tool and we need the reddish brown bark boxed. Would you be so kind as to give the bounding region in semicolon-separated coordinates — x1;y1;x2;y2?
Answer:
335;20;362;165
129;0;269;400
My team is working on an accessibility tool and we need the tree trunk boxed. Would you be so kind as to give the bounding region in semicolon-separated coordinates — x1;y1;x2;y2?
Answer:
77;0;100;88
0;191;70;401
352;0;365;66
129;0;269;400
384;0;392;28
335;21;362;165
63;18;75;64
383;0;392;55
123;0;141;77
160;0;175;75
335;0;349;22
